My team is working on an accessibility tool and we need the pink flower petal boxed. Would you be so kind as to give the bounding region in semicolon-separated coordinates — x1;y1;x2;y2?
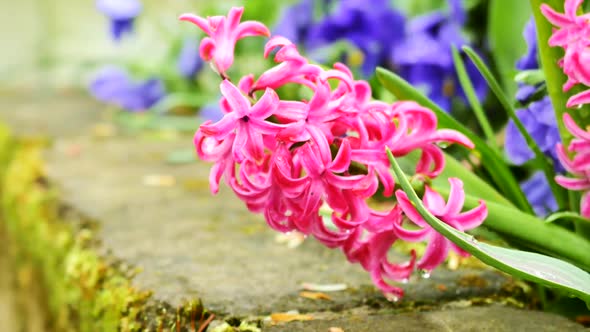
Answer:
250;88;279;119
178;13;212;34
452;200;487;230
417;232;450;271
236;21;271;39
330;139;352;173
423;186;446;213
567;89;590;108
540;4;571;27
440;178;465;217
220;80;250;116
555;175;590;190
395;191;428;227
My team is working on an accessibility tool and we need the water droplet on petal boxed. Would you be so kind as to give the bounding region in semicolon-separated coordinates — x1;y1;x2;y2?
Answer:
401;278;409;284
419;269;431;279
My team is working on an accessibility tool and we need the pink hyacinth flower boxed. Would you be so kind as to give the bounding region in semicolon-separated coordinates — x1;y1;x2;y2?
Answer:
200;80;283;163
296;136;373;231
179;7;270;76
555;114;590;217
344;223;416;301
541;0;590;107
395;178;487;272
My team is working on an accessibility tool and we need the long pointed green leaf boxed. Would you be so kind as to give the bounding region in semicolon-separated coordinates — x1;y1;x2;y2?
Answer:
463;46;568;210
376;67;534;214
451;46;498;151
387;149;590;303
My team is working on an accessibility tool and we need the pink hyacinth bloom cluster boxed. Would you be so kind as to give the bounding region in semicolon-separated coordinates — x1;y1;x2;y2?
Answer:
556;113;590;217
182;7;488;300
541;0;590;108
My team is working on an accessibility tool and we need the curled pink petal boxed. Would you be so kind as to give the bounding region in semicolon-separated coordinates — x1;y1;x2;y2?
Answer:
440;178;465;217
417;233;450;271
567;89;590;108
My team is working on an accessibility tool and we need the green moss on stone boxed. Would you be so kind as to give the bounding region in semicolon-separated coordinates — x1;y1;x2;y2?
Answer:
0;130;215;331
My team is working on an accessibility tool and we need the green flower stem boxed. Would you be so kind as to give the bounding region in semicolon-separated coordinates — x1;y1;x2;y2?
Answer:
463;46;568;210
451;46;499;151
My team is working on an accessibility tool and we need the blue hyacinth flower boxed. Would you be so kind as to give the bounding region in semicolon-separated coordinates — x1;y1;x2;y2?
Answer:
96;0;142;41
177;38;204;79
90;66;166;112
305;0;406;77
391;1;487;112
520;171;558;217
505;96;563;172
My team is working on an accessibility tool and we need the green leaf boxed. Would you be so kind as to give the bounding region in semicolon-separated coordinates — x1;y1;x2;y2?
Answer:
463;46;568;209
375;67;534;214
451;46;498;150
514;69;545;86
545;211;590;225
387;149;590;303
487;0;531;97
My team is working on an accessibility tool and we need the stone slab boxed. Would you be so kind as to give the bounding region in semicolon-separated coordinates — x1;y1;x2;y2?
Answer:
0;93;584;330
44;136;511;316
265;305;586;332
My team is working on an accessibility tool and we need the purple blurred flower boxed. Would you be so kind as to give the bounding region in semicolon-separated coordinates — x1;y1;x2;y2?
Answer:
515;18;540;104
305;0;406;76
273;0;315;45
90;66;166;112
521;171;558;217
505;96;563;171
177;38;203;79
516;18;538;71
97;0;142;41
199;102;224;122
392;2;487;112
515;84;539;104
